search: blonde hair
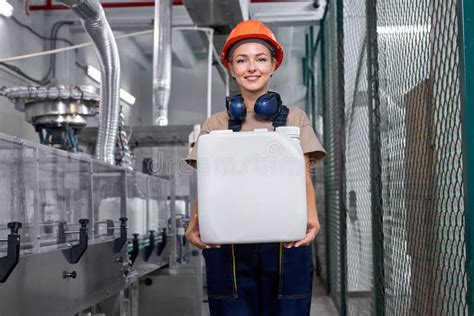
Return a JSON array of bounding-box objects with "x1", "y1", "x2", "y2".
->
[{"x1": 228, "y1": 38, "x2": 275, "y2": 64}]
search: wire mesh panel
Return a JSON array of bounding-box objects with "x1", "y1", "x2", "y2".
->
[
  {"x1": 321, "y1": 0, "x2": 346, "y2": 311},
  {"x1": 375, "y1": 0, "x2": 467, "y2": 314},
  {"x1": 342, "y1": 0, "x2": 375, "y2": 314},
  {"x1": 428, "y1": 2, "x2": 466, "y2": 314},
  {"x1": 318, "y1": 0, "x2": 468, "y2": 314}
]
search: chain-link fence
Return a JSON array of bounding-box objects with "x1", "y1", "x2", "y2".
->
[
  {"x1": 314, "y1": 0, "x2": 470, "y2": 314},
  {"x1": 319, "y1": 0, "x2": 348, "y2": 311}
]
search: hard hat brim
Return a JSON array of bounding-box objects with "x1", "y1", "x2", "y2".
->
[{"x1": 221, "y1": 34, "x2": 284, "y2": 70}]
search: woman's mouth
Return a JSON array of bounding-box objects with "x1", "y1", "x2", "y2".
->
[{"x1": 245, "y1": 75, "x2": 261, "y2": 82}]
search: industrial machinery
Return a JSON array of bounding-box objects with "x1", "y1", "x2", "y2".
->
[
  {"x1": 0, "y1": 0, "x2": 203, "y2": 313},
  {"x1": 77, "y1": 124, "x2": 202, "y2": 316},
  {"x1": 1, "y1": 85, "x2": 100, "y2": 152},
  {"x1": 0, "y1": 131, "x2": 175, "y2": 315},
  {"x1": 1, "y1": 85, "x2": 133, "y2": 169}
]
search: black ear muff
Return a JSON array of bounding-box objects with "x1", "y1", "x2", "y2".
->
[
  {"x1": 254, "y1": 91, "x2": 282, "y2": 120},
  {"x1": 226, "y1": 95, "x2": 247, "y2": 121}
]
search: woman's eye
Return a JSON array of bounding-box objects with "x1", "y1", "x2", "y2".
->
[
  {"x1": 236, "y1": 59, "x2": 246, "y2": 64},
  {"x1": 257, "y1": 58, "x2": 267, "y2": 62}
]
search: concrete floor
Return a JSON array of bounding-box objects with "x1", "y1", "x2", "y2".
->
[{"x1": 310, "y1": 277, "x2": 339, "y2": 316}]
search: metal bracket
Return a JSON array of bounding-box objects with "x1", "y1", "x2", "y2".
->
[
  {"x1": 63, "y1": 219, "x2": 89, "y2": 264},
  {"x1": 0, "y1": 222, "x2": 22, "y2": 283},
  {"x1": 58, "y1": 221, "x2": 67, "y2": 244},
  {"x1": 157, "y1": 228, "x2": 167, "y2": 257},
  {"x1": 113, "y1": 217, "x2": 128, "y2": 253},
  {"x1": 106, "y1": 220, "x2": 115, "y2": 236},
  {"x1": 144, "y1": 230, "x2": 156, "y2": 262},
  {"x1": 130, "y1": 233, "x2": 140, "y2": 265}
]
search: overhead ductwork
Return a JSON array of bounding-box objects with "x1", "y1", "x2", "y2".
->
[
  {"x1": 183, "y1": 0, "x2": 248, "y2": 95},
  {"x1": 183, "y1": 0, "x2": 247, "y2": 29},
  {"x1": 153, "y1": 0, "x2": 172, "y2": 126},
  {"x1": 250, "y1": 1, "x2": 326, "y2": 26},
  {"x1": 60, "y1": 0, "x2": 121, "y2": 165}
]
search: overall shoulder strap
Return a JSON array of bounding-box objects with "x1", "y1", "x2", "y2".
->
[
  {"x1": 272, "y1": 105, "x2": 289, "y2": 129},
  {"x1": 228, "y1": 119, "x2": 243, "y2": 132},
  {"x1": 228, "y1": 105, "x2": 289, "y2": 131}
]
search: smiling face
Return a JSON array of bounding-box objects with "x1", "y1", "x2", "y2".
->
[{"x1": 229, "y1": 42, "x2": 276, "y2": 97}]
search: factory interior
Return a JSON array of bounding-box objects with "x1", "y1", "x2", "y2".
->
[{"x1": 0, "y1": 0, "x2": 473, "y2": 315}]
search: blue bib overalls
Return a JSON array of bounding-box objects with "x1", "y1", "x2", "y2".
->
[
  {"x1": 202, "y1": 100, "x2": 313, "y2": 315},
  {"x1": 203, "y1": 243, "x2": 314, "y2": 316}
]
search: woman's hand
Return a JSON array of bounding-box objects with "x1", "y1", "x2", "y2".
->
[
  {"x1": 185, "y1": 212, "x2": 221, "y2": 250},
  {"x1": 283, "y1": 218, "x2": 320, "y2": 248}
]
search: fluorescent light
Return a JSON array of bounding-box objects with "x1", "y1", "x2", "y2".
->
[
  {"x1": 253, "y1": 12, "x2": 318, "y2": 18},
  {"x1": 0, "y1": 0, "x2": 13, "y2": 18},
  {"x1": 87, "y1": 65, "x2": 101, "y2": 82},
  {"x1": 119, "y1": 88, "x2": 136, "y2": 105},
  {"x1": 377, "y1": 24, "x2": 431, "y2": 35},
  {"x1": 87, "y1": 65, "x2": 136, "y2": 105}
]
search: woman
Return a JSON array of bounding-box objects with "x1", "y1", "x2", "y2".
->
[{"x1": 185, "y1": 20, "x2": 326, "y2": 316}]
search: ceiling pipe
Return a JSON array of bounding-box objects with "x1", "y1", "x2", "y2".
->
[
  {"x1": 29, "y1": 0, "x2": 310, "y2": 11},
  {"x1": 153, "y1": 0, "x2": 172, "y2": 126},
  {"x1": 30, "y1": 0, "x2": 184, "y2": 11},
  {"x1": 250, "y1": 0, "x2": 312, "y2": 2},
  {"x1": 59, "y1": 0, "x2": 121, "y2": 165}
]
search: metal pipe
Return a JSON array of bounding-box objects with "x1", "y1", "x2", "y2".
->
[
  {"x1": 29, "y1": 0, "x2": 308, "y2": 11},
  {"x1": 319, "y1": 3, "x2": 332, "y2": 295},
  {"x1": 0, "y1": 30, "x2": 153, "y2": 64},
  {"x1": 225, "y1": 69, "x2": 230, "y2": 99},
  {"x1": 60, "y1": 0, "x2": 120, "y2": 165},
  {"x1": 334, "y1": 0, "x2": 348, "y2": 313},
  {"x1": 206, "y1": 28, "x2": 214, "y2": 119},
  {"x1": 458, "y1": 0, "x2": 474, "y2": 313},
  {"x1": 30, "y1": 0, "x2": 184, "y2": 11},
  {"x1": 153, "y1": 0, "x2": 172, "y2": 126},
  {"x1": 366, "y1": 0, "x2": 385, "y2": 313}
]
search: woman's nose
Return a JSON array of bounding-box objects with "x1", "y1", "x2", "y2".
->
[{"x1": 248, "y1": 60, "x2": 256, "y2": 72}]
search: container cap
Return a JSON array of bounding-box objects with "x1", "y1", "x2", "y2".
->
[
  {"x1": 211, "y1": 130, "x2": 234, "y2": 134},
  {"x1": 275, "y1": 126, "x2": 300, "y2": 139}
]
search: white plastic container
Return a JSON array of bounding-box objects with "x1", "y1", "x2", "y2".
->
[
  {"x1": 197, "y1": 127, "x2": 307, "y2": 244},
  {"x1": 98, "y1": 197, "x2": 160, "y2": 235}
]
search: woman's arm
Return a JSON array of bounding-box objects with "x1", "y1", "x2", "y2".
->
[
  {"x1": 284, "y1": 154, "x2": 321, "y2": 248},
  {"x1": 185, "y1": 198, "x2": 208, "y2": 249},
  {"x1": 185, "y1": 198, "x2": 220, "y2": 249}
]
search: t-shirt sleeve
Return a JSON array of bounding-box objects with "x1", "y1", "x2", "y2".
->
[
  {"x1": 298, "y1": 110, "x2": 327, "y2": 165},
  {"x1": 185, "y1": 117, "x2": 214, "y2": 168}
]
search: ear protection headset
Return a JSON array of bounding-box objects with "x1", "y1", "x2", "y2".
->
[
  {"x1": 226, "y1": 91, "x2": 283, "y2": 121},
  {"x1": 226, "y1": 91, "x2": 289, "y2": 132}
]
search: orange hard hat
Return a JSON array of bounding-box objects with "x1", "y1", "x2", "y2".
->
[{"x1": 221, "y1": 20, "x2": 284, "y2": 70}]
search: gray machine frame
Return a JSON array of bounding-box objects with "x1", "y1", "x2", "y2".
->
[{"x1": 0, "y1": 132, "x2": 174, "y2": 316}]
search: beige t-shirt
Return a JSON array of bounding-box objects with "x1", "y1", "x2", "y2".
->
[{"x1": 185, "y1": 106, "x2": 327, "y2": 168}]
